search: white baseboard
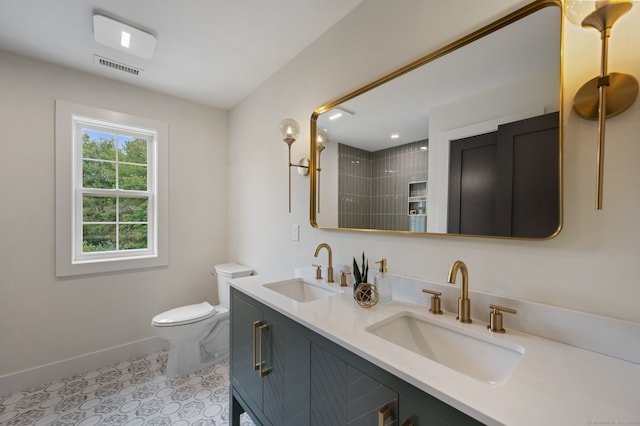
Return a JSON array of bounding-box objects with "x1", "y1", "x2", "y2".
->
[{"x1": 0, "y1": 336, "x2": 168, "y2": 397}]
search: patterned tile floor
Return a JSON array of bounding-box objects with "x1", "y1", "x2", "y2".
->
[{"x1": 0, "y1": 351, "x2": 254, "y2": 425}]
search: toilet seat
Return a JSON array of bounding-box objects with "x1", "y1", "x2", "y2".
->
[{"x1": 152, "y1": 302, "x2": 216, "y2": 327}]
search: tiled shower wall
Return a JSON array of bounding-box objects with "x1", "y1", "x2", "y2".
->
[
  {"x1": 338, "y1": 144, "x2": 372, "y2": 229},
  {"x1": 338, "y1": 141, "x2": 428, "y2": 231}
]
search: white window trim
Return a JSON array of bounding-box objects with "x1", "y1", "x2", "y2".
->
[{"x1": 56, "y1": 100, "x2": 169, "y2": 277}]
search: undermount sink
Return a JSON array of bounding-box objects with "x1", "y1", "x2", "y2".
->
[
  {"x1": 263, "y1": 278, "x2": 343, "y2": 303},
  {"x1": 366, "y1": 311, "x2": 524, "y2": 386}
]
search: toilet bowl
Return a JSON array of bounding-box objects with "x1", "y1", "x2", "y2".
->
[{"x1": 151, "y1": 263, "x2": 252, "y2": 377}]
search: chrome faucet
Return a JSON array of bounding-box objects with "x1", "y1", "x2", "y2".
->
[
  {"x1": 447, "y1": 260, "x2": 471, "y2": 323},
  {"x1": 313, "y1": 243, "x2": 334, "y2": 283}
]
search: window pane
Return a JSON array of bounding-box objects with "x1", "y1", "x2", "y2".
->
[
  {"x1": 83, "y1": 196, "x2": 116, "y2": 222},
  {"x1": 83, "y1": 224, "x2": 116, "y2": 252},
  {"x1": 120, "y1": 197, "x2": 148, "y2": 222},
  {"x1": 119, "y1": 164, "x2": 147, "y2": 190},
  {"x1": 83, "y1": 130, "x2": 116, "y2": 160},
  {"x1": 83, "y1": 160, "x2": 116, "y2": 189},
  {"x1": 119, "y1": 136, "x2": 147, "y2": 164},
  {"x1": 119, "y1": 224, "x2": 148, "y2": 250}
]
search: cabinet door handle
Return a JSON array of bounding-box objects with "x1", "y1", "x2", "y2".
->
[
  {"x1": 252, "y1": 321, "x2": 261, "y2": 371},
  {"x1": 258, "y1": 324, "x2": 271, "y2": 377},
  {"x1": 378, "y1": 404, "x2": 392, "y2": 426}
]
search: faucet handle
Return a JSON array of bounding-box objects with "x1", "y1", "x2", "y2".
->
[
  {"x1": 422, "y1": 289, "x2": 443, "y2": 315},
  {"x1": 487, "y1": 304, "x2": 517, "y2": 333},
  {"x1": 340, "y1": 271, "x2": 351, "y2": 287},
  {"x1": 312, "y1": 264, "x2": 322, "y2": 280}
]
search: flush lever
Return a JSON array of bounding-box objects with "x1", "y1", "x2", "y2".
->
[{"x1": 487, "y1": 304, "x2": 517, "y2": 333}]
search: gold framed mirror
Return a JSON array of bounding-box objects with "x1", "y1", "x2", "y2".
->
[{"x1": 310, "y1": 0, "x2": 562, "y2": 239}]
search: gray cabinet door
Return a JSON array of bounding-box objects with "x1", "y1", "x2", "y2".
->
[
  {"x1": 230, "y1": 293, "x2": 263, "y2": 412},
  {"x1": 263, "y1": 309, "x2": 311, "y2": 425},
  {"x1": 231, "y1": 290, "x2": 311, "y2": 425},
  {"x1": 311, "y1": 343, "x2": 398, "y2": 426}
]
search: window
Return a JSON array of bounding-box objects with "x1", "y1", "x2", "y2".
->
[
  {"x1": 56, "y1": 101, "x2": 168, "y2": 276},
  {"x1": 76, "y1": 121, "x2": 154, "y2": 261}
]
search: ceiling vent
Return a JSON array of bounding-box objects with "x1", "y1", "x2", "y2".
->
[{"x1": 94, "y1": 55, "x2": 142, "y2": 76}]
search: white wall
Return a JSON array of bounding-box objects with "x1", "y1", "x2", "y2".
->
[
  {"x1": 229, "y1": 0, "x2": 640, "y2": 323},
  {"x1": 0, "y1": 51, "x2": 229, "y2": 377}
]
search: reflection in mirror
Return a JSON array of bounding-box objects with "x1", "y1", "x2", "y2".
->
[{"x1": 311, "y1": 0, "x2": 562, "y2": 239}]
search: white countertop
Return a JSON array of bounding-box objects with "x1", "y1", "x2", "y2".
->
[{"x1": 230, "y1": 274, "x2": 640, "y2": 426}]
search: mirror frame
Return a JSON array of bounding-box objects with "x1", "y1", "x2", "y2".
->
[{"x1": 309, "y1": 0, "x2": 563, "y2": 240}]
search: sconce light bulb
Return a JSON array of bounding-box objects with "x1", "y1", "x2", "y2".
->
[
  {"x1": 317, "y1": 128, "x2": 331, "y2": 148},
  {"x1": 279, "y1": 118, "x2": 299, "y2": 145},
  {"x1": 564, "y1": 1, "x2": 596, "y2": 26}
]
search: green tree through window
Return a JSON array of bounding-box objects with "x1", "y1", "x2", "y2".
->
[{"x1": 81, "y1": 129, "x2": 149, "y2": 253}]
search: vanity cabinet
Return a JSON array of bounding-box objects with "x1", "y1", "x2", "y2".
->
[
  {"x1": 230, "y1": 288, "x2": 481, "y2": 425},
  {"x1": 230, "y1": 291, "x2": 311, "y2": 425}
]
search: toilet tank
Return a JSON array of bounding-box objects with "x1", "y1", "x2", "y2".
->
[{"x1": 214, "y1": 263, "x2": 252, "y2": 308}]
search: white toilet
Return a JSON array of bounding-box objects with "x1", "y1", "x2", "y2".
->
[{"x1": 151, "y1": 263, "x2": 252, "y2": 377}]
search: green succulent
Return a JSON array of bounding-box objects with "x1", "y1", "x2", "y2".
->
[{"x1": 352, "y1": 252, "x2": 369, "y2": 289}]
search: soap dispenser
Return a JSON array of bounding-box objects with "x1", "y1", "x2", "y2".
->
[{"x1": 375, "y1": 258, "x2": 392, "y2": 304}]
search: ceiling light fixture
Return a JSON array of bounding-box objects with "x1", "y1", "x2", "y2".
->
[
  {"x1": 93, "y1": 13, "x2": 157, "y2": 59},
  {"x1": 120, "y1": 31, "x2": 131, "y2": 48},
  {"x1": 326, "y1": 107, "x2": 355, "y2": 121}
]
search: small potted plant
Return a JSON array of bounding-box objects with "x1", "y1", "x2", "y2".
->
[{"x1": 352, "y1": 252, "x2": 379, "y2": 307}]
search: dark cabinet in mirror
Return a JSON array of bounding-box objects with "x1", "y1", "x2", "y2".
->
[{"x1": 310, "y1": 0, "x2": 562, "y2": 239}]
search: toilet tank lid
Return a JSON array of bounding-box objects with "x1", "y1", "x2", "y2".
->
[
  {"x1": 214, "y1": 263, "x2": 253, "y2": 278},
  {"x1": 152, "y1": 302, "x2": 216, "y2": 326}
]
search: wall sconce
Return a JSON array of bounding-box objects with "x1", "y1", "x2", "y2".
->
[
  {"x1": 279, "y1": 118, "x2": 310, "y2": 213},
  {"x1": 316, "y1": 128, "x2": 331, "y2": 213},
  {"x1": 565, "y1": 0, "x2": 639, "y2": 209}
]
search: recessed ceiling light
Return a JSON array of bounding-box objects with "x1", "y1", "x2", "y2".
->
[
  {"x1": 327, "y1": 107, "x2": 355, "y2": 121},
  {"x1": 93, "y1": 13, "x2": 156, "y2": 59},
  {"x1": 391, "y1": 134, "x2": 400, "y2": 139},
  {"x1": 120, "y1": 31, "x2": 131, "y2": 48}
]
